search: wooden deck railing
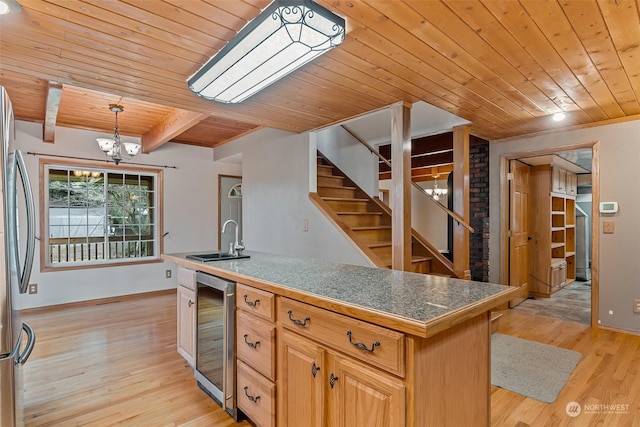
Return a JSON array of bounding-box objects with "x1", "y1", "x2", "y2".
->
[{"x1": 49, "y1": 236, "x2": 153, "y2": 263}]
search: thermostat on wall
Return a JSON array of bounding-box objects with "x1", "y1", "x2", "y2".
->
[{"x1": 599, "y1": 202, "x2": 618, "y2": 214}]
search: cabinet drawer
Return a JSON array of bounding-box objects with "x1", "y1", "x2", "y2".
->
[
  {"x1": 237, "y1": 283, "x2": 275, "y2": 321},
  {"x1": 237, "y1": 311, "x2": 276, "y2": 380},
  {"x1": 279, "y1": 298, "x2": 405, "y2": 377},
  {"x1": 238, "y1": 360, "x2": 276, "y2": 427},
  {"x1": 177, "y1": 267, "x2": 195, "y2": 291}
]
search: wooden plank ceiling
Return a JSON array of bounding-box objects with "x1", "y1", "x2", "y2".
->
[{"x1": 0, "y1": 0, "x2": 639, "y2": 151}]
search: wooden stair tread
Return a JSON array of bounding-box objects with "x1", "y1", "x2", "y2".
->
[
  {"x1": 315, "y1": 151, "x2": 456, "y2": 279},
  {"x1": 352, "y1": 226, "x2": 391, "y2": 231},
  {"x1": 318, "y1": 184, "x2": 356, "y2": 190},
  {"x1": 321, "y1": 197, "x2": 370, "y2": 202},
  {"x1": 337, "y1": 211, "x2": 383, "y2": 216},
  {"x1": 382, "y1": 255, "x2": 433, "y2": 265},
  {"x1": 368, "y1": 241, "x2": 392, "y2": 249}
]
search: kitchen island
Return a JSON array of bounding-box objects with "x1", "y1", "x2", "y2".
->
[{"x1": 163, "y1": 251, "x2": 519, "y2": 427}]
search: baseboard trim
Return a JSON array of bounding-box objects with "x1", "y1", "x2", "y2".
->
[{"x1": 20, "y1": 288, "x2": 176, "y2": 315}]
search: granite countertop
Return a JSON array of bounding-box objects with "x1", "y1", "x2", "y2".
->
[{"x1": 163, "y1": 251, "x2": 518, "y2": 338}]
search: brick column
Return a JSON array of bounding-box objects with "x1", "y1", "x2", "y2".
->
[{"x1": 469, "y1": 139, "x2": 490, "y2": 282}]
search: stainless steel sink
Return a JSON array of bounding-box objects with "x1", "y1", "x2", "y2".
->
[{"x1": 186, "y1": 252, "x2": 250, "y2": 262}]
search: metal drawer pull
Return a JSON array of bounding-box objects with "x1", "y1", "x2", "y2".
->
[
  {"x1": 243, "y1": 386, "x2": 260, "y2": 403},
  {"x1": 243, "y1": 295, "x2": 260, "y2": 307},
  {"x1": 188, "y1": 299, "x2": 194, "y2": 307},
  {"x1": 346, "y1": 330, "x2": 380, "y2": 353},
  {"x1": 329, "y1": 373, "x2": 339, "y2": 389},
  {"x1": 287, "y1": 310, "x2": 310, "y2": 327},
  {"x1": 243, "y1": 334, "x2": 260, "y2": 349},
  {"x1": 312, "y1": 362, "x2": 320, "y2": 378}
]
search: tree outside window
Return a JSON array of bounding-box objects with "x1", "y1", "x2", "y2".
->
[{"x1": 46, "y1": 165, "x2": 159, "y2": 267}]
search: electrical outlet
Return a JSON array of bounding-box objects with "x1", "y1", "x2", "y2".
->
[
  {"x1": 165, "y1": 270, "x2": 172, "y2": 279},
  {"x1": 28, "y1": 283, "x2": 38, "y2": 294},
  {"x1": 634, "y1": 299, "x2": 640, "y2": 314},
  {"x1": 303, "y1": 219, "x2": 309, "y2": 232}
]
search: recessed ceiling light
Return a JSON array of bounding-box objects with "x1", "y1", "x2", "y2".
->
[
  {"x1": 552, "y1": 112, "x2": 566, "y2": 122},
  {"x1": 0, "y1": 0, "x2": 21, "y2": 15}
]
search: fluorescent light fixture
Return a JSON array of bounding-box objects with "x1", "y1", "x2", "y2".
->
[
  {"x1": 187, "y1": 0, "x2": 345, "y2": 104},
  {"x1": 552, "y1": 112, "x2": 566, "y2": 122},
  {"x1": 0, "y1": 0, "x2": 21, "y2": 14}
]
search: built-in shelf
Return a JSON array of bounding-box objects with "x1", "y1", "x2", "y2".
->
[{"x1": 530, "y1": 165, "x2": 577, "y2": 298}]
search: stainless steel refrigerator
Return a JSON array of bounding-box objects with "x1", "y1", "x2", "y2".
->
[{"x1": 0, "y1": 86, "x2": 37, "y2": 427}]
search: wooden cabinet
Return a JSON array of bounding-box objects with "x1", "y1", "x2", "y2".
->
[
  {"x1": 279, "y1": 297, "x2": 404, "y2": 376},
  {"x1": 278, "y1": 298, "x2": 405, "y2": 427},
  {"x1": 279, "y1": 329, "x2": 404, "y2": 427},
  {"x1": 166, "y1": 254, "x2": 497, "y2": 427},
  {"x1": 329, "y1": 351, "x2": 405, "y2": 427},
  {"x1": 177, "y1": 267, "x2": 196, "y2": 366},
  {"x1": 279, "y1": 330, "x2": 325, "y2": 427},
  {"x1": 530, "y1": 165, "x2": 577, "y2": 297},
  {"x1": 566, "y1": 172, "x2": 577, "y2": 196},
  {"x1": 551, "y1": 167, "x2": 566, "y2": 193},
  {"x1": 238, "y1": 360, "x2": 276, "y2": 427},
  {"x1": 551, "y1": 166, "x2": 577, "y2": 196},
  {"x1": 237, "y1": 283, "x2": 276, "y2": 427}
]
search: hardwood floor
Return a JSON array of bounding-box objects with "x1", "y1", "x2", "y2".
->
[
  {"x1": 20, "y1": 291, "x2": 251, "y2": 427},
  {"x1": 492, "y1": 309, "x2": 640, "y2": 426},
  {"x1": 19, "y1": 290, "x2": 640, "y2": 426}
]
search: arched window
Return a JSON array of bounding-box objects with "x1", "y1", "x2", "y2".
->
[{"x1": 228, "y1": 183, "x2": 242, "y2": 198}]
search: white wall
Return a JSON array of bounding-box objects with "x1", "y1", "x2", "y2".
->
[
  {"x1": 379, "y1": 179, "x2": 449, "y2": 251},
  {"x1": 316, "y1": 126, "x2": 378, "y2": 197},
  {"x1": 490, "y1": 119, "x2": 640, "y2": 332},
  {"x1": 13, "y1": 121, "x2": 218, "y2": 309},
  {"x1": 215, "y1": 128, "x2": 370, "y2": 265}
]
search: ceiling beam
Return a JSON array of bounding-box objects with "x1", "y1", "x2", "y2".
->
[
  {"x1": 43, "y1": 82, "x2": 63, "y2": 143},
  {"x1": 142, "y1": 109, "x2": 209, "y2": 153}
]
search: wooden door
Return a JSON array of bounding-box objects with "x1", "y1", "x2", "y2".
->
[
  {"x1": 509, "y1": 160, "x2": 531, "y2": 307},
  {"x1": 328, "y1": 352, "x2": 405, "y2": 427},
  {"x1": 278, "y1": 331, "x2": 324, "y2": 427}
]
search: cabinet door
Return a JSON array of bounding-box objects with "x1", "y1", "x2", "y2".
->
[
  {"x1": 177, "y1": 286, "x2": 196, "y2": 366},
  {"x1": 566, "y1": 172, "x2": 577, "y2": 196},
  {"x1": 552, "y1": 167, "x2": 566, "y2": 193},
  {"x1": 328, "y1": 352, "x2": 405, "y2": 427},
  {"x1": 279, "y1": 331, "x2": 325, "y2": 427},
  {"x1": 550, "y1": 262, "x2": 567, "y2": 290}
]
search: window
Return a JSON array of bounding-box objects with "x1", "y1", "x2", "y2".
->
[
  {"x1": 228, "y1": 183, "x2": 242, "y2": 198},
  {"x1": 44, "y1": 162, "x2": 161, "y2": 268}
]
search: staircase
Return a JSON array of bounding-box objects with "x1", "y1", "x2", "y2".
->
[{"x1": 310, "y1": 153, "x2": 457, "y2": 277}]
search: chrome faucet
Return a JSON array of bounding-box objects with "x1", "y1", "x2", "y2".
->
[{"x1": 222, "y1": 219, "x2": 245, "y2": 256}]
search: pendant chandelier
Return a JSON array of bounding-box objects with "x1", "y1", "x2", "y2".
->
[
  {"x1": 96, "y1": 104, "x2": 141, "y2": 165},
  {"x1": 425, "y1": 182, "x2": 448, "y2": 201}
]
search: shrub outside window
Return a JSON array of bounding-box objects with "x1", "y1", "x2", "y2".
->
[{"x1": 44, "y1": 163, "x2": 161, "y2": 268}]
